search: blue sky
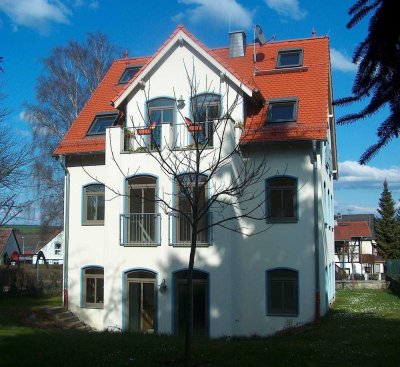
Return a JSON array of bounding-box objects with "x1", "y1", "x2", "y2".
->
[{"x1": 1, "y1": 0, "x2": 399, "y2": 221}]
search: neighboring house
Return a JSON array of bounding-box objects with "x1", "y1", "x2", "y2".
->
[
  {"x1": 334, "y1": 221, "x2": 384, "y2": 278},
  {"x1": 14, "y1": 227, "x2": 63, "y2": 264},
  {"x1": 33, "y1": 230, "x2": 64, "y2": 265},
  {"x1": 0, "y1": 228, "x2": 21, "y2": 265},
  {"x1": 54, "y1": 26, "x2": 337, "y2": 337}
]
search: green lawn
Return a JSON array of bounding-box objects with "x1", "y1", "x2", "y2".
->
[{"x1": 0, "y1": 290, "x2": 399, "y2": 367}]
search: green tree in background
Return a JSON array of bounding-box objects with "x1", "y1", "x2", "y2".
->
[
  {"x1": 375, "y1": 180, "x2": 400, "y2": 259},
  {"x1": 335, "y1": 0, "x2": 400, "y2": 163}
]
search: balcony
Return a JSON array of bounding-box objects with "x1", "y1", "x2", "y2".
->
[
  {"x1": 122, "y1": 121, "x2": 215, "y2": 153},
  {"x1": 168, "y1": 212, "x2": 212, "y2": 247},
  {"x1": 120, "y1": 213, "x2": 161, "y2": 246}
]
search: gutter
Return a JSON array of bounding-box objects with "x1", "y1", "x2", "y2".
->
[
  {"x1": 60, "y1": 155, "x2": 70, "y2": 309},
  {"x1": 312, "y1": 140, "x2": 320, "y2": 320}
]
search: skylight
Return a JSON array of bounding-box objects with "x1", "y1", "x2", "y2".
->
[
  {"x1": 267, "y1": 99, "x2": 298, "y2": 123},
  {"x1": 87, "y1": 114, "x2": 118, "y2": 135},
  {"x1": 118, "y1": 66, "x2": 141, "y2": 84},
  {"x1": 276, "y1": 49, "x2": 303, "y2": 68}
]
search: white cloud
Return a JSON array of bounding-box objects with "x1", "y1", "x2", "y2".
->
[
  {"x1": 330, "y1": 48, "x2": 357, "y2": 73},
  {"x1": 174, "y1": 0, "x2": 253, "y2": 29},
  {"x1": 264, "y1": 0, "x2": 306, "y2": 20},
  {"x1": 0, "y1": 0, "x2": 71, "y2": 33},
  {"x1": 335, "y1": 161, "x2": 400, "y2": 190}
]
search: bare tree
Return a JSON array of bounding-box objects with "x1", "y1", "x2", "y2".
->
[
  {"x1": 85, "y1": 63, "x2": 270, "y2": 364},
  {"x1": 0, "y1": 62, "x2": 32, "y2": 226},
  {"x1": 25, "y1": 33, "x2": 120, "y2": 225}
]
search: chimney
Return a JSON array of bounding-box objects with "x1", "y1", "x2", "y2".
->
[{"x1": 229, "y1": 31, "x2": 246, "y2": 58}]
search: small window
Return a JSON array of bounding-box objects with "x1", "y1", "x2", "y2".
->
[
  {"x1": 266, "y1": 176, "x2": 297, "y2": 222},
  {"x1": 83, "y1": 184, "x2": 105, "y2": 225},
  {"x1": 54, "y1": 243, "x2": 61, "y2": 256},
  {"x1": 87, "y1": 114, "x2": 118, "y2": 135},
  {"x1": 267, "y1": 269, "x2": 298, "y2": 316},
  {"x1": 119, "y1": 66, "x2": 141, "y2": 84},
  {"x1": 83, "y1": 267, "x2": 104, "y2": 308},
  {"x1": 276, "y1": 49, "x2": 303, "y2": 68},
  {"x1": 267, "y1": 100, "x2": 297, "y2": 123}
]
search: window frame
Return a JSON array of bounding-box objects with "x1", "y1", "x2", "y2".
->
[
  {"x1": 87, "y1": 112, "x2": 118, "y2": 136},
  {"x1": 266, "y1": 176, "x2": 298, "y2": 223},
  {"x1": 266, "y1": 98, "x2": 298, "y2": 124},
  {"x1": 276, "y1": 48, "x2": 303, "y2": 69},
  {"x1": 83, "y1": 184, "x2": 105, "y2": 226},
  {"x1": 266, "y1": 268, "x2": 299, "y2": 317},
  {"x1": 82, "y1": 267, "x2": 104, "y2": 309},
  {"x1": 54, "y1": 242, "x2": 61, "y2": 256},
  {"x1": 118, "y1": 65, "x2": 142, "y2": 84}
]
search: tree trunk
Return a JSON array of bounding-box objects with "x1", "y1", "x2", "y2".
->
[{"x1": 184, "y1": 222, "x2": 197, "y2": 366}]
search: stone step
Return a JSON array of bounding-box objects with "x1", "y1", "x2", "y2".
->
[{"x1": 40, "y1": 306, "x2": 91, "y2": 331}]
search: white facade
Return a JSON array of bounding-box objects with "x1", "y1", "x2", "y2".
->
[{"x1": 61, "y1": 29, "x2": 336, "y2": 337}]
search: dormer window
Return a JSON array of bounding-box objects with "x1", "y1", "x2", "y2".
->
[
  {"x1": 276, "y1": 49, "x2": 303, "y2": 68},
  {"x1": 267, "y1": 99, "x2": 298, "y2": 123},
  {"x1": 87, "y1": 113, "x2": 118, "y2": 135},
  {"x1": 118, "y1": 66, "x2": 141, "y2": 84}
]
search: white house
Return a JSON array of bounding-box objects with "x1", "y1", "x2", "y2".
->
[
  {"x1": 33, "y1": 230, "x2": 64, "y2": 265},
  {"x1": 54, "y1": 26, "x2": 337, "y2": 337}
]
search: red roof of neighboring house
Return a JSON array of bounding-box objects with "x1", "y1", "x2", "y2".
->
[
  {"x1": 335, "y1": 221, "x2": 372, "y2": 241},
  {"x1": 55, "y1": 26, "x2": 331, "y2": 155},
  {"x1": 0, "y1": 228, "x2": 13, "y2": 256}
]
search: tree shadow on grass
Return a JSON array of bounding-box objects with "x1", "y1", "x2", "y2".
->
[{"x1": 1, "y1": 309, "x2": 400, "y2": 367}]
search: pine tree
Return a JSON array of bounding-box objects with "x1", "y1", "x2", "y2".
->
[{"x1": 375, "y1": 180, "x2": 400, "y2": 259}]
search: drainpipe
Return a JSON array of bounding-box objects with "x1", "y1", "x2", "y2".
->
[
  {"x1": 312, "y1": 140, "x2": 320, "y2": 320},
  {"x1": 60, "y1": 155, "x2": 70, "y2": 309}
]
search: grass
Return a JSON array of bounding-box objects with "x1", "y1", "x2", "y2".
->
[{"x1": 0, "y1": 290, "x2": 399, "y2": 366}]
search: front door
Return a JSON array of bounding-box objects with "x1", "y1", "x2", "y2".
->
[
  {"x1": 175, "y1": 270, "x2": 208, "y2": 336},
  {"x1": 126, "y1": 271, "x2": 156, "y2": 333}
]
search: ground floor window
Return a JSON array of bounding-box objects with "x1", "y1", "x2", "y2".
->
[
  {"x1": 83, "y1": 267, "x2": 104, "y2": 308},
  {"x1": 266, "y1": 268, "x2": 298, "y2": 316}
]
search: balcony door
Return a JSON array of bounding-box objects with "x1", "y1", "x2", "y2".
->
[
  {"x1": 174, "y1": 270, "x2": 209, "y2": 336},
  {"x1": 127, "y1": 176, "x2": 157, "y2": 245},
  {"x1": 126, "y1": 270, "x2": 157, "y2": 333}
]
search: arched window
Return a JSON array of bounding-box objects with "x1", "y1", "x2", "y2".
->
[
  {"x1": 266, "y1": 269, "x2": 298, "y2": 316},
  {"x1": 83, "y1": 184, "x2": 105, "y2": 225},
  {"x1": 124, "y1": 176, "x2": 159, "y2": 245},
  {"x1": 190, "y1": 94, "x2": 221, "y2": 147},
  {"x1": 266, "y1": 176, "x2": 297, "y2": 222},
  {"x1": 174, "y1": 174, "x2": 209, "y2": 244},
  {"x1": 83, "y1": 267, "x2": 104, "y2": 308},
  {"x1": 174, "y1": 270, "x2": 209, "y2": 335},
  {"x1": 125, "y1": 270, "x2": 157, "y2": 333},
  {"x1": 147, "y1": 98, "x2": 175, "y2": 149}
]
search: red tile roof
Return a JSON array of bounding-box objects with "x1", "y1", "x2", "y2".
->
[
  {"x1": 335, "y1": 221, "x2": 372, "y2": 241},
  {"x1": 0, "y1": 228, "x2": 13, "y2": 256},
  {"x1": 55, "y1": 26, "x2": 331, "y2": 155}
]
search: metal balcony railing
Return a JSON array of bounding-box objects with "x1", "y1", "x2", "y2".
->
[
  {"x1": 120, "y1": 213, "x2": 161, "y2": 246},
  {"x1": 122, "y1": 120, "x2": 215, "y2": 153},
  {"x1": 168, "y1": 212, "x2": 211, "y2": 247}
]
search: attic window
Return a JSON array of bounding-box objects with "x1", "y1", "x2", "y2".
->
[
  {"x1": 118, "y1": 66, "x2": 141, "y2": 84},
  {"x1": 87, "y1": 113, "x2": 118, "y2": 135},
  {"x1": 267, "y1": 99, "x2": 298, "y2": 123},
  {"x1": 276, "y1": 49, "x2": 303, "y2": 68}
]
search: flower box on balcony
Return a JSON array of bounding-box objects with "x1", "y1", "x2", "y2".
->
[
  {"x1": 187, "y1": 124, "x2": 203, "y2": 132},
  {"x1": 137, "y1": 128, "x2": 152, "y2": 135}
]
